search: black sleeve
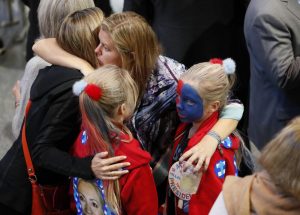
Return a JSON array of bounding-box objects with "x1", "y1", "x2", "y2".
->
[
  {"x1": 28, "y1": 87, "x2": 94, "y2": 180},
  {"x1": 123, "y1": 0, "x2": 154, "y2": 25}
]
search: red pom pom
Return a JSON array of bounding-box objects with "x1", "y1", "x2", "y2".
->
[
  {"x1": 84, "y1": 84, "x2": 102, "y2": 101},
  {"x1": 210, "y1": 58, "x2": 223, "y2": 65}
]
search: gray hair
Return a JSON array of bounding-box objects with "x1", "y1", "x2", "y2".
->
[{"x1": 37, "y1": 0, "x2": 95, "y2": 38}]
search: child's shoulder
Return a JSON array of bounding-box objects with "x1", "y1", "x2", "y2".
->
[{"x1": 115, "y1": 135, "x2": 152, "y2": 171}]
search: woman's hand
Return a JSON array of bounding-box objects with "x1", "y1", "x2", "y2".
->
[
  {"x1": 91, "y1": 151, "x2": 130, "y2": 180},
  {"x1": 179, "y1": 135, "x2": 219, "y2": 172},
  {"x1": 12, "y1": 80, "x2": 21, "y2": 108}
]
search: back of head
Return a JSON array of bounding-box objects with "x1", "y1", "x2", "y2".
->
[
  {"x1": 75, "y1": 64, "x2": 138, "y2": 154},
  {"x1": 57, "y1": 7, "x2": 104, "y2": 68},
  {"x1": 38, "y1": 0, "x2": 95, "y2": 38},
  {"x1": 101, "y1": 12, "x2": 161, "y2": 97},
  {"x1": 180, "y1": 58, "x2": 236, "y2": 109},
  {"x1": 259, "y1": 117, "x2": 300, "y2": 200},
  {"x1": 83, "y1": 64, "x2": 138, "y2": 121}
]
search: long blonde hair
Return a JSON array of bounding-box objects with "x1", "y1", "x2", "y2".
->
[
  {"x1": 38, "y1": 0, "x2": 95, "y2": 38},
  {"x1": 79, "y1": 65, "x2": 138, "y2": 213},
  {"x1": 259, "y1": 117, "x2": 300, "y2": 200},
  {"x1": 101, "y1": 12, "x2": 161, "y2": 99},
  {"x1": 57, "y1": 7, "x2": 104, "y2": 68}
]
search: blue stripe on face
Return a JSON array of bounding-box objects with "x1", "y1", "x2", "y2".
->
[{"x1": 176, "y1": 82, "x2": 203, "y2": 123}]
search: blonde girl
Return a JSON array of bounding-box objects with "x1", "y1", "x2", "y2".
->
[
  {"x1": 167, "y1": 58, "x2": 240, "y2": 215},
  {"x1": 72, "y1": 65, "x2": 158, "y2": 215}
]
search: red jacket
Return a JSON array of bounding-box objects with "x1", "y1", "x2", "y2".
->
[
  {"x1": 168, "y1": 112, "x2": 239, "y2": 215},
  {"x1": 72, "y1": 130, "x2": 158, "y2": 215}
]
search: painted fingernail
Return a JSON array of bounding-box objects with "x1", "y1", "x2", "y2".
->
[{"x1": 120, "y1": 167, "x2": 129, "y2": 172}]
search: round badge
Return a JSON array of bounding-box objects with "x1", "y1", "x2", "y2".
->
[{"x1": 168, "y1": 161, "x2": 202, "y2": 201}]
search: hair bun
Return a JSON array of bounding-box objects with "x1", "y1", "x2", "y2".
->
[
  {"x1": 223, "y1": 58, "x2": 236, "y2": 74},
  {"x1": 73, "y1": 80, "x2": 87, "y2": 96}
]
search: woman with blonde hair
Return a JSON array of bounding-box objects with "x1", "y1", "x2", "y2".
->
[
  {"x1": 72, "y1": 65, "x2": 157, "y2": 214},
  {"x1": 210, "y1": 116, "x2": 300, "y2": 215},
  {"x1": 0, "y1": 7, "x2": 108, "y2": 215},
  {"x1": 57, "y1": 7, "x2": 102, "y2": 69},
  {"x1": 33, "y1": 11, "x2": 244, "y2": 205},
  {"x1": 12, "y1": 0, "x2": 96, "y2": 138}
]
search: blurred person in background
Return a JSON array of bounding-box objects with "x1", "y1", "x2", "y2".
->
[{"x1": 210, "y1": 116, "x2": 300, "y2": 215}]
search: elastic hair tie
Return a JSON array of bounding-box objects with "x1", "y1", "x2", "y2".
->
[{"x1": 209, "y1": 57, "x2": 236, "y2": 74}]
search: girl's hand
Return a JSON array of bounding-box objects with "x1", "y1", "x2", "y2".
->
[
  {"x1": 179, "y1": 135, "x2": 219, "y2": 172},
  {"x1": 91, "y1": 151, "x2": 130, "y2": 180},
  {"x1": 180, "y1": 118, "x2": 239, "y2": 172}
]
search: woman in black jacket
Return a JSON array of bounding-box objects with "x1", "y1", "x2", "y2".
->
[{"x1": 0, "y1": 8, "x2": 127, "y2": 215}]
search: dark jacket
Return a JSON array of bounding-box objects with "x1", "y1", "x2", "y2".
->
[
  {"x1": 0, "y1": 65, "x2": 94, "y2": 213},
  {"x1": 245, "y1": 0, "x2": 300, "y2": 149}
]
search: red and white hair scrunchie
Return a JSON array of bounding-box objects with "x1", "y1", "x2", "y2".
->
[
  {"x1": 73, "y1": 80, "x2": 102, "y2": 101},
  {"x1": 209, "y1": 58, "x2": 236, "y2": 74}
]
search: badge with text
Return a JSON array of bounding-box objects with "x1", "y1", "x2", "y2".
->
[{"x1": 168, "y1": 161, "x2": 202, "y2": 201}]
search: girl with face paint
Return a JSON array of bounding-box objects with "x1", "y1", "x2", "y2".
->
[{"x1": 167, "y1": 58, "x2": 240, "y2": 215}]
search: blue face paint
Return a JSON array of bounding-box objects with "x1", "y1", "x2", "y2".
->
[{"x1": 176, "y1": 82, "x2": 204, "y2": 123}]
